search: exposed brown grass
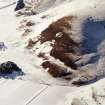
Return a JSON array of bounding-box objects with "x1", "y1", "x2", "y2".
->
[
  {"x1": 40, "y1": 16, "x2": 77, "y2": 43},
  {"x1": 26, "y1": 16, "x2": 82, "y2": 79},
  {"x1": 22, "y1": 28, "x2": 32, "y2": 36},
  {"x1": 26, "y1": 38, "x2": 38, "y2": 49},
  {"x1": 42, "y1": 61, "x2": 72, "y2": 77},
  {"x1": 39, "y1": 16, "x2": 81, "y2": 69}
]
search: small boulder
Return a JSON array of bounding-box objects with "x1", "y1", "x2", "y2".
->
[
  {"x1": 0, "y1": 61, "x2": 22, "y2": 74},
  {"x1": 15, "y1": 0, "x2": 25, "y2": 11}
]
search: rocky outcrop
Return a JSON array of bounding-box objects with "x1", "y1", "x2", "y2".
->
[
  {"x1": 25, "y1": 15, "x2": 105, "y2": 86},
  {"x1": 25, "y1": 16, "x2": 82, "y2": 80},
  {"x1": 39, "y1": 16, "x2": 81, "y2": 69}
]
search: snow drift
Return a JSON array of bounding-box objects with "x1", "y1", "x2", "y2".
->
[{"x1": 1, "y1": 0, "x2": 105, "y2": 105}]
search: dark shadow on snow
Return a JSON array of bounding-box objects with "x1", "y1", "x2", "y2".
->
[
  {"x1": 74, "y1": 17, "x2": 105, "y2": 86},
  {"x1": 82, "y1": 17, "x2": 105, "y2": 54},
  {"x1": 0, "y1": 71, "x2": 24, "y2": 80}
]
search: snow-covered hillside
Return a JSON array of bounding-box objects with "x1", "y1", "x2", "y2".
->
[{"x1": 0, "y1": 0, "x2": 105, "y2": 105}]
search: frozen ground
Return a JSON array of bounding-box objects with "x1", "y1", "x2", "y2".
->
[{"x1": 0, "y1": 0, "x2": 105, "y2": 105}]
